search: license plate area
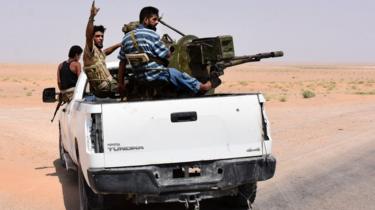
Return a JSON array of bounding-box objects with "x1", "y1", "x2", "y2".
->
[
  {"x1": 173, "y1": 166, "x2": 202, "y2": 178},
  {"x1": 153, "y1": 161, "x2": 224, "y2": 187}
]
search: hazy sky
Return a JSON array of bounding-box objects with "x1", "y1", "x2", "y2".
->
[{"x1": 0, "y1": 0, "x2": 374, "y2": 64}]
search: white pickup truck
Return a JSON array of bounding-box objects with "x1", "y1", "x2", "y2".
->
[{"x1": 44, "y1": 62, "x2": 276, "y2": 210}]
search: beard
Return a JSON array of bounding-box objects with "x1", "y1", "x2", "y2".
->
[
  {"x1": 95, "y1": 42, "x2": 103, "y2": 49},
  {"x1": 146, "y1": 24, "x2": 157, "y2": 31}
]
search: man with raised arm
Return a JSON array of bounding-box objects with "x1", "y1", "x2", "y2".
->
[{"x1": 83, "y1": 1, "x2": 121, "y2": 97}]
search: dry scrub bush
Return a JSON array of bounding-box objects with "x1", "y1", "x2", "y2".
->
[{"x1": 302, "y1": 90, "x2": 316, "y2": 98}]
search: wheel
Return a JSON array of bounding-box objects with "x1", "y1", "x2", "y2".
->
[
  {"x1": 222, "y1": 182, "x2": 257, "y2": 209},
  {"x1": 59, "y1": 125, "x2": 66, "y2": 168},
  {"x1": 78, "y1": 166, "x2": 104, "y2": 210}
]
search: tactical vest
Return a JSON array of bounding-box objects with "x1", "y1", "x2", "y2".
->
[
  {"x1": 83, "y1": 45, "x2": 118, "y2": 96},
  {"x1": 129, "y1": 31, "x2": 169, "y2": 67}
]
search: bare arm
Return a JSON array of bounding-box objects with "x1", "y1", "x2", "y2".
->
[
  {"x1": 103, "y1": 43, "x2": 122, "y2": 56},
  {"x1": 57, "y1": 63, "x2": 62, "y2": 90},
  {"x1": 86, "y1": 1, "x2": 99, "y2": 51},
  {"x1": 118, "y1": 59, "x2": 127, "y2": 98},
  {"x1": 118, "y1": 60, "x2": 126, "y2": 87},
  {"x1": 71, "y1": 62, "x2": 82, "y2": 77}
]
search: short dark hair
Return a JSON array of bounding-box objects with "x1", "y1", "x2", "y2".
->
[
  {"x1": 68, "y1": 45, "x2": 83, "y2": 58},
  {"x1": 139, "y1": 6, "x2": 159, "y2": 23},
  {"x1": 93, "y1": 25, "x2": 106, "y2": 34}
]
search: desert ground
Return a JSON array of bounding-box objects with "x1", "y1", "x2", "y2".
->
[{"x1": 0, "y1": 63, "x2": 374, "y2": 210}]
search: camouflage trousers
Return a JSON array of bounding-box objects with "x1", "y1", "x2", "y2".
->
[
  {"x1": 60, "y1": 88, "x2": 74, "y2": 103},
  {"x1": 84, "y1": 65, "x2": 118, "y2": 97}
]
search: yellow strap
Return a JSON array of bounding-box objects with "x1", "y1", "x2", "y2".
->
[{"x1": 130, "y1": 31, "x2": 142, "y2": 53}]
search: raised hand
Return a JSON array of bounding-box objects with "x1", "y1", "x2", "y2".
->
[{"x1": 90, "y1": 1, "x2": 100, "y2": 17}]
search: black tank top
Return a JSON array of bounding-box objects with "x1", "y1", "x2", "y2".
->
[{"x1": 60, "y1": 61, "x2": 78, "y2": 90}]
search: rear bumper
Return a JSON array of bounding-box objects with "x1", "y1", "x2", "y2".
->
[{"x1": 87, "y1": 155, "x2": 276, "y2": 196}]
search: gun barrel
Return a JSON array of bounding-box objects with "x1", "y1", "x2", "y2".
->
[
  {"x1": 232, "y1": 51, "x2": 283, "y2": 61},
  {"x1": 223, "y1": 51, "x2": 284, "y2": 68},
  {"x1": 159, "y1": 19, "x2": 186, "y2": 37}
]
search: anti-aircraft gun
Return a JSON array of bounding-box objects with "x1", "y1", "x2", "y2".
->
[
  {"x1": 158, "y1": 19, "x2": 283, "y2": 84},
  {"x1": 121, "y1": 19, "x2": 283, "y2": 98}
]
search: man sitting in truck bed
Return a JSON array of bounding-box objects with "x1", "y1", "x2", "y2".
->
[
  {"x1": 57, "y1": 45, "x2": 83, "y2": 102},
  {"x1": 118, "y1": 6, "x2": 221, "y2": 95},
  {"x1": 83, "y1": 1, "x2": 121, "y2": 97}
]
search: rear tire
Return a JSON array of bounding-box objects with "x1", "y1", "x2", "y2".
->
[
  {"x1": 222, "y1": 182, "x2": 257, "y2": 208},
  {"x1": 58, "y1": 126, "x2": 66, "y2": 168},
  {"x1": 78, "y1": 166, "x2": 104, "y2": 210}
]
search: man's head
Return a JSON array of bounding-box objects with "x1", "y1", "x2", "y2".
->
[
  {"x1": 93, "y1": 25, "x2": 106, "y2": 49},
  {"x1": 139, "y1": 6, "x2": 159, "y2": 31},
  {"x1": 68, "y1": 45, "x2": 83, "y2": 61}
]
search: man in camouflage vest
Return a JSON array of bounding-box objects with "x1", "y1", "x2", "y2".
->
[{"x1": 83, "y1": 1, "x2": 121, "y2": 97}]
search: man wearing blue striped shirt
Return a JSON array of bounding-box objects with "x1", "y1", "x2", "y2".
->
[{"x1": 118, "y1": 6, "x2": 219, "y2": 95}]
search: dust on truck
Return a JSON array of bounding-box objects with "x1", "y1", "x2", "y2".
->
[{"x1": 43, "y1": 19, "x2": 282, "y2": 210}]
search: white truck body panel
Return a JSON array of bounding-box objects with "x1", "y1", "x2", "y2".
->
[{"x1": 101, "y1": 95, "x2": 266, "y2": 167}]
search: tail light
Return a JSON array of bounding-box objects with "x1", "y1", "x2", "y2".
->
[{"x1": 90, "y1": 113, "x2": 104, "y2": 153}]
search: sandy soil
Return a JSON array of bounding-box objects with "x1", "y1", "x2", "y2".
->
[{"x1": 0, "y1": 63, "x2": 374, "y2": 210}]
